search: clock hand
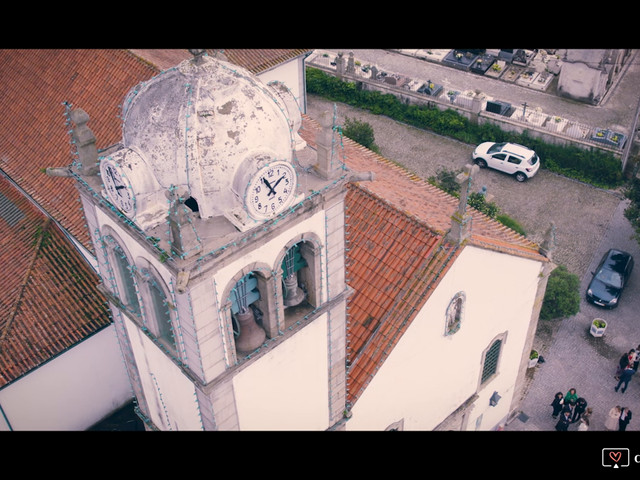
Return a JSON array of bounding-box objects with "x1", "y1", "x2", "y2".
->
[
  {"x1": 268, "y1": 175, "x2": 286, "y2": 195},
  {"x1": 262, "y1": 177, "x2": 276, "y2": 196},
  {"x1": 107, "y1": 167, "x2": 125, "y2": 196}
]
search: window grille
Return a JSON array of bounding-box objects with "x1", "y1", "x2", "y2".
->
[
  {"x1": 113, "y1": 245, "x2": 140, "y2": 314},
  {"x1": 146, "y1": 271, "x2": 174, "y2": 347},
  {"x1": 481, "y1": 339, "x2": 502, "y2": 384}
]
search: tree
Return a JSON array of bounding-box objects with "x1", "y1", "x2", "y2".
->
[
  {"x1": 624, "y1": 176, "x2": 640, "y2": 245},
  {"x1": 540, "y1": 265, "x2": 580, "y2": 320},
  {"x1": 342, "y1": 116, "x2": 379, "y2": 153}
]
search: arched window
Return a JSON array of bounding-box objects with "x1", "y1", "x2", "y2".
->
[
  {"x1": 139, "y1": 267, "x2": 177, "y2": 353},
  {"x1": 279, "y1": 238, "x2": 322, "y2": 328},
  {"x1": 481, "y1": 337, "x2": 503, "y2": 385},
  {"x1": 103, "y1": 235, "x2": 140, "y2": 315},
  {"x1": 229, "y1": 272, "x2": 266, "y2": 354},
  {"x1": 281, "y1": 243, "x2": 308, "y2": 308},
  {"x1": 445, "y1": 291, "x2": 465, "y2": 335}
]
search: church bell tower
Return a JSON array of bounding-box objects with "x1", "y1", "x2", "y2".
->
[{"x1": 67, "y1": 51, "x2": 353, "y2": 430}]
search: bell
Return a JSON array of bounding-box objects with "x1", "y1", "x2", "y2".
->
[
  {"x1": 235, "y1": 308, "x2": 266, "y2": 353},
  {"x1": 283, "y1": 274, "x2": 305, "y2": 307}
]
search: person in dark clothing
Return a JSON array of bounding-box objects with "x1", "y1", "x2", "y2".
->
[
  {"x1": 616, "y1": 351, "x2": 632, "y2": 380},
  {"x1": 619, "y1": 407, "x2": 633, "y2": 431},
  {"x1": 616, "y1": 364, "x2": 636, "y2": 393},
  {"x1": 555, "y1": 410, "x2": 571, "y2": 431},
  {"x1": 572, "y1": 397, "x2": 588, "y2": 423},
  {"x1": 550, "y1": 392, "x2": 564, "y2": 419}
]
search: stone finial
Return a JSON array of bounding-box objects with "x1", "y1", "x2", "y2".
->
[
  {"x1": 166, "y1": 188, "x2": 200, "y2": 258},
  {"x1": 69, "y1": 108, "x2": 99, "y2": 176},
  {"x1": 189, "y1": 49, "x2": 207, "y2": 65},
  {"x1": 314, "y1": 110, "x2": 342, "y2": 180},
  {"x1": 539, "y1": 222, "x2": 556, "y2": 259},
  {"x1": 346, "y1": 52, "x2": 356, "y2": 74},
  {"x1": 446, "y1": 164, "x2": 479, "y2": 245},
  {"x1": 335, "y1": 52, "x2": 345, "y2": 75}
]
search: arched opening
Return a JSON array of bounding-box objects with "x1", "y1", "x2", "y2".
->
[
  {"x1": 101, "y1": 233, "x2": 140, "y2": 316},
  {"x1": 230, "y1": 272, "x2": 266, "y2": 354},
  {"x1": 280, "y1": 239, "x2": 320, "y2": 327},
  {"x1": 184, "y1": 196, "x2": 199, "y2": 213}
]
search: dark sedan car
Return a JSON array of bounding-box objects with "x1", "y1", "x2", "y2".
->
[{"x1": 586, "y1": 249, "x2": 634, "y2": 308}]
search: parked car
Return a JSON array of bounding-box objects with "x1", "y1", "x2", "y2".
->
[
  {"x1": 586, "y1": 249, "x2": 634, "y2": 308},
  {"x1": 472, "y1": 142, "x2": 540, "y2": 182}
]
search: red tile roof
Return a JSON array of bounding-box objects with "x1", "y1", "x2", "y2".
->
[
  {"x1": 298, "y1": 115, "x2": 547, "y2": 407},
  {"x1": 0, "y1": 175, "x2": 111, "y2": 388},
  {"x1": 129, "y1": 49, "x2": 312, "y2": 74},
  {"x1": 0, "y1": 49, "x2": 159, "y2": 252}
]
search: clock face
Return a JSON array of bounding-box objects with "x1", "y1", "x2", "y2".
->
[
  {"x1": 101, "y1": 159, "x2": 135, "y2": 215},
  {"x1": 246, "y1": 161, "x2": 296, "y2": 219}
]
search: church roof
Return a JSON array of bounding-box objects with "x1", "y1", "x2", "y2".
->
[
  {"x1": 0, "y1": 175, "x2": 111, "y2": 388},
  {"x1": 0, "y1": 49, "x2": 160, "y2": 253},
  {"x1": 298, "y1": 115, "x2": 547, "y2": 407},
  {"x1": 130, "y1": 49, "x2": 312, "y2": 74}
]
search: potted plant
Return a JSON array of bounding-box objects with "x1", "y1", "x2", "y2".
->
[
  {"x1": 528, "y1": 349, "x2": 540, "y2": 368},
  {"x1": 590, "y1": 318, "x2": 607, "y2": 337}
]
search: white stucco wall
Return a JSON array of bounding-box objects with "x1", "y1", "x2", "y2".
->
[
  {"x1": 123, "y1": 313, "x2": 203, "y2": 431},
  {"x1": 258, "y1": 58, "x2": 306, "y2": 113},
  {"x1": 0, "y1": 326, "x2": 131, "y2": 431},
  {"x1": 346, "y1": 245, "x2": 542, "y2": 431},
  {"x1": 234, "y1": 314, "x2": 329, "y2": 430}
]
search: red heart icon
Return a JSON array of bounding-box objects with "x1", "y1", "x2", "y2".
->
[{"x1": 610, "y1": 451, "x2": 622, "y2": 463}]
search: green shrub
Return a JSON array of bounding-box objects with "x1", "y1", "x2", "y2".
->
[
  {"x1": 342, "y1": 116, "x2": 380, "y2": 153},
  {"x1": 540, "y1": 265, "x2": 580, "y2": 320},
  {"x1": 468, "y1": 192, "x2": 500, "y2": 218},
  {"x1": 496, "y1": 214, "x2": 526, "y2": 236},
  {"x1": 428, "y1": 167, "x2": 461, "y2": 195}
]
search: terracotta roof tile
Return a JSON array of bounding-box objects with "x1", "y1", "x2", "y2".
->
[
  {"x1": 129, "y1": 49, "x2": 312, "y2": 74},
  {"x1": 0, "y1": 49, "x2": 159, "y2": 252},
  {"x1": 298, "y1": 115, "x2": 547, "y2": 407},
  {"x1": 0, "y1": 176, "x2": 111, "y2": 388}
]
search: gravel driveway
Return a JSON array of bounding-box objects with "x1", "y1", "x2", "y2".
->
[{"x1": 307, "y1": 95, "x2": 624, "y2": 277}]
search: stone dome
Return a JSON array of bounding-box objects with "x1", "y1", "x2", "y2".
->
[{"x1": 117, "y1": 53, "x2": 304, "y2": 225}]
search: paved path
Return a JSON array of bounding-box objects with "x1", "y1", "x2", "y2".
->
[
  {"x1": 307, "y1": 95, "x2": 622, "y2": 278},
  {"x1": 503, "y1": 197, "x2": 640, "y2": 431}
]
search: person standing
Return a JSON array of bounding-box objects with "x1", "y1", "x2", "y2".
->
[
  {"x1": 565, "y1": 388, "x2": 578, "y2": 405},
  {"x1": 605, "y1": 406, "x2": 621, "y2": 431},
  {"x1": 615, "y1": 364, "x2": 636, "y2": 393},
  {"x1": 634, "y1": 346, "x2": 640, "y2": 370},
  {"x1": 564, "y1": 388, "x2": 578, "y2": 416},
  {"x1": 555, "y1": 410, "x2": 571, "y2": 431},
  {"x1": 550, "y1": 392, "x2": 564, "y2": 419},
  {"x1": 619, "y1": 407, "x2": 633, "y2": 431},
  {"x1": 577, "y1": 416, "x2": 590, "y2": 431},
  {"x1": 578, "y1": 408, "x2": 593, "y2": 431},
  {"x1": 572, "y1": 397, "x2": 588, "y2": 423},
  {"x1": 616, "y1": 351, "x2": 632, "y2": 380}
]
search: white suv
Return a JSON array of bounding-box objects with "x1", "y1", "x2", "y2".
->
[{"x1": 472, "y1": 142, "x2": 540, "y2": 182}]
